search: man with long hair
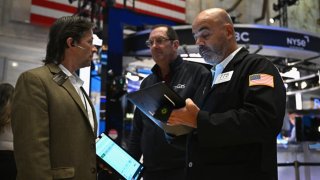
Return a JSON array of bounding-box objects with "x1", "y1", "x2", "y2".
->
[{"x1": 12, "y1": 16, "x2": 98, "y2": 180}]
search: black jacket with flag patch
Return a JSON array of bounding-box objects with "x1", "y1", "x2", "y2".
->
[{"x1": 187, "y1": 48, "x2": 286, "y2": 180}]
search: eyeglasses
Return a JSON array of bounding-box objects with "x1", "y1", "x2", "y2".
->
[{"x1": 145, "y1": 37, "x2": 173, "y2": 47}]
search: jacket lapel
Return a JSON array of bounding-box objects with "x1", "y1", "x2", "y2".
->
[{"x1": 47, "y1": 64, "x2": 96, "y2": 135}]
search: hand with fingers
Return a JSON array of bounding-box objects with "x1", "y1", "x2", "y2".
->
[{"x1": 167, "y1": 98, "x2": 200, "y2": 128}]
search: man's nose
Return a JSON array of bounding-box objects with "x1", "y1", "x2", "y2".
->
[
  {"x1": 195, "y1": 38, "x2": 205, "y2": 46},
  {"x1": 151, "y1": 41, "x2": 160, "y2": 48},
  {"x1": 92, "y1": 46, "x2": 98, "y2": 52}
]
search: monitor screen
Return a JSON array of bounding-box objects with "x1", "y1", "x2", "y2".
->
[{"x1": 296, "y1": 115, "x2": 320, "y2": 142}]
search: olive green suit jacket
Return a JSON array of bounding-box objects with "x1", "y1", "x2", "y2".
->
[{"x1": 12, "y1": 63, "x2": 98, "y2": 180}]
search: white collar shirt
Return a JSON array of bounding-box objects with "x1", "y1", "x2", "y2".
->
[{"x1": 58, "y1": 64, "x2": 95, "y2": 132}]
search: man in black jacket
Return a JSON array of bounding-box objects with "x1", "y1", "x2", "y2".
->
[
  {"x1": 168, "y1": 8, "x2": 286, "y2": 180},
  {"x1": 128, "y1": 24, "x2": 210, "y2": 180}
]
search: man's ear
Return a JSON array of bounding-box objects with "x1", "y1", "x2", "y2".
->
[
  {"x1": 66, "y1": 37, "x2": 74, "y2": 48},
  {"x1": 172, "y1": 40, "x2": 180, "y2": 49},
  {"x1": 225, "y1": 23, "x2": 234, "y2": 40}
]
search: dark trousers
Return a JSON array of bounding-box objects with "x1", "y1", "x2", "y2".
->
[{"x1": 143, "y1": 167, "x2": 186, "y2": 180}]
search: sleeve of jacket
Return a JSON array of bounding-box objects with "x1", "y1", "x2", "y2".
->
[
  {"x1": 197, "y1": 56, "x2": 286, "y2": 147},
  {"x1": 12, "y1": 72, "x2": 52, "y2": 179}
]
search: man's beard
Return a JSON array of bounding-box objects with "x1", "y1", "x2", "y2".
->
[{"x1": 199, "y1": 45, "x2": 223, "y2": 65}]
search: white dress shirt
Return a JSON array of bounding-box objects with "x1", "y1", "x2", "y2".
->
[{"x1": 59, "y1": 64, "x2": 95, "y2": 132}]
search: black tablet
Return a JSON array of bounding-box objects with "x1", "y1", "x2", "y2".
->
[
  {"x1": 127, "y1": 81, "x2": 186, "y2": 122},
  {"x1": 127, "y1": 81, "x2": 193, "y2": 136},
  {"x1": 96, "y1": 133, "x2": 144, "y2": 180}
]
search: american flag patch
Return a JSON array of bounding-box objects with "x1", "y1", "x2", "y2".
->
[{"x1": 249, "y1": 74, "x2": 274, "y2": 88}]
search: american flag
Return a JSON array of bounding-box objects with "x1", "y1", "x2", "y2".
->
[
  {"x1": 249, "y1": 74, "x2": 274, "y2": 88},
  {"x1": 30, "y1": 0, "x2": 77, "y2": 26},
  {"x1": 114, "y1": 0, "x2": 186, "y2": 23},
  {"x1": 30, "y1": 0, "x2": 186, "y2": 26}
]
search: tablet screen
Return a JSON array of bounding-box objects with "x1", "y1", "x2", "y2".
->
[{"x1": 96, "y1": 133, "x2": 144, "y2": 180}]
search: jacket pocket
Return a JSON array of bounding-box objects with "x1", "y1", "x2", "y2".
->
[{"x1": 51, "y1": 167, "x2": 75, "y2": 179}]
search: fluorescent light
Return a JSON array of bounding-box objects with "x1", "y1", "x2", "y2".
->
[{"x1": 11, "y1": 62, "x2": 18, "y2": 67}]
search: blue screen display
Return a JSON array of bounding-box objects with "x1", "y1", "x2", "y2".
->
[{"x1": 96, "y1": 133, "x2": 144, "y2": 180}]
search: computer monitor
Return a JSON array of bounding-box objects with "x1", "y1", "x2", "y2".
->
[{"x1": 296, "y1": 115, "x2": 320, "y2": 142}]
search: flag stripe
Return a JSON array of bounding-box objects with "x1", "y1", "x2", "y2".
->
[
  {"x1": 31, "y1": 5, "x2": 74, "y2": 19},
  {"x1": 30, "y1": 0, "x2": 77, "y2": 26},
  {"x1": 138, "y1": 0, "x2": 185, "y2": 13},
  {"x1": 115, "y1": 0, "x2": 186, "y2": 22},
  {"x1": 30, "y1": 0, "x2": 186, "y2": 26},
  {"x1": 32, "y1": 0, "x2": 77, "y2": 14},
  {"x1": 30, "y1": 14, "x2": 56, "y2": 26},
  {"x1": 47, "y1": 0, "x2": 78, "y2": 7},
  {"x1": 135, "y1": 2, "x2": 185, "y2": 22},
  {"x1": 159, "y1": 0, "x2": 186, "y2": 8},
  {"x1": 30, "y1": 5, "x2": 74, "y2": 25},
  {"x1": 135, "y1": 8, "x2": 184, "y2": 23}
]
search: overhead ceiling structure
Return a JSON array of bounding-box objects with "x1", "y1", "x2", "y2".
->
[{"x1": 124, "y1": 24, "x2": 320, "y2": 97}]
